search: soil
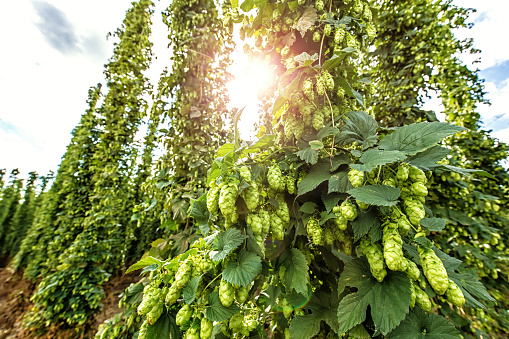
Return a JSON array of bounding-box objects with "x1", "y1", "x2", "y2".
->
[{"x1": 0, "y1": 264, "x2": 140, "y2": 339}]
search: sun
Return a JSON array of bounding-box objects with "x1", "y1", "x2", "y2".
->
[{"x1": 226, "y1": 51, "x2": 274, "y2": 140}]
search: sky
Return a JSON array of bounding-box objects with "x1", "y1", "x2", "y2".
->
[{"x1": 1, "y1": 0, "x2": 508, "y2": 180}]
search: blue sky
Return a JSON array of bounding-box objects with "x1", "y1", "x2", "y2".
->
[{"x1": 1, "y1": 0, "x2": 508, "y2": 178}]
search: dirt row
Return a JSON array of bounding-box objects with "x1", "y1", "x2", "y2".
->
[{"x1": 0, "y1": 265, "x2": 140, "y2": 339}]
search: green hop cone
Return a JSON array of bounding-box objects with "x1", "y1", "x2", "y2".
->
[
  {"x1": 410, "y1": 182, "x2": 428, "y2": 197},
  {"x1": 218, "y1": 182, "x2": 238, "y2": 223},
  {"x1": 324, "y1": 24, "x2": 332, "y2": 36},
  {"x1": 165, "y1": 285, "x2": 180, "y2": 307},
  {"x1": 322, "y1": 70, "x2": 334, "y2": 90},
  {"x1": 445, "y1": 280, "x2": 465, "y2": 307},
  {"x1": 324, "y1": 228, "x2": 334, "y2": 245},
  {"x1": 236, "y1": 285, "x2": 249, "y2": 304},
  {"x1": 147, "y1": 303, "x2": 163, "y2": 325},
  {"x1": 303, "y1": 79, "x2": 314, "y2": 100},
  {"x1": 276, "y1": 195, "x2": 290, "y2": 223},
  {"x1": 137, "y1": 319, "x2": 149, "y2": 339},
  {"x1": 281, "y1": 298, "x2": 293, "y2": 318},
  {"x1": 409, "y1": 166, "x2": 427, "y2": 184},
  {"x1": 176, "y1": 304, "x2": 193, "y2": 326},
  {"x1": 313, "y1": 31, "x2": 321, "y2": 42},
  {"x1": 184, "y1": 327, "x2": 200, "y2": 339},
  {"x1": 229, "y1": 312, "x2": 243, "y2": 333},
  {"x1": 200, "y1": 317, "x2": 213, "y2": 339},
  {"x1": 259, "y1": 209, "x2": 271, "y2": 236},
  {"x1": 268, "y1": 165, "x2": 285, "y2": 192},
  {"x1": 206, "y1": 184, "x2": 220, "y2": 215},
  {"x1": 356, "y1": 199, "x2": 369, "y2": 210},
  {"x1": 348, "y1": 169, "x2": 364, "y2": 188},
  {"x1": 334, "y1": 27, "x2": 345, "y2": 44},
  {"x1": 307, "y1": 217, "x2": 323, "y2": 246},
  {"x1": 360, "y1": 236, "x2": 387, "y2": 282},
  {"x1": 238, "y1": 166, "x2": 251, "y2": 183},
  {"x1": 316, "y1": 76, "x2": 326, "y2": 96},
  {"x1": 396, "y1": 163, "x2": 409, "y2": 181},
  {"x1": 404, "y1": 200, "x2": 425, "y2": 226},
  {"x1": 382, "y1": 223, "x2": 407, "y2": 271},
  {"x1": 242, "y1": 182, "x2": 259, "y2": 211},
  {"x1": 219, "y1": 279, "x2": 235, "y2": 307},
  {"x1": 174, "y1": 260, "x2": 193, "y2": 289},
  {"x1": 286, "y1": 175, "x2": 296, "y2": 194},
  {"x1": 315, "y1": 0, "x2": 324, "y2": 11},
  {"x1": 340, "y1": 200, "x2": 357, "y2": 221},
  {"x1": 270, "y1": 213, "x2": 285, "y2": 240},
  {"x1": 138, "y1": 285, "x2": 157, "y2": 316},
  {"x1": 405, "y1": 258, "x2": 420, "y2": 281},
  {"x1": 383, "y1": 177, "x2": 396, "y2": 187},
  {"x1": 419, "y1": 246, "x2": 449, "y2": 295},
  {"x1": 414, "y1": 283, "x2": 432, "y2": 312},
  {"x1": 333, "y1": 206, "x2": 348, "y2": 231},
  {"x1": 246, "y1": 213, "x2": 263, "y2": 236},
  {"x1": 312, "y1": 108, "x2": 324, "y2": 131},
  {"x1": 397, "y1": 215, "x2": 412, "y2": 234}
]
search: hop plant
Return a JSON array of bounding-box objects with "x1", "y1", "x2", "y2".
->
[
  {"x1": 313, "y1": 31, "x2": 321, "y2": 42},
  {"x1": 362, "y1": 3, "x2": 372, "y2": 21},
  {"x1": 324, "y1": 24, "x2": 332, "y2": 36},
  {"x1": 268, "y1": 165, "x2": 285, "y2": 192},
  {"x1": 340, "y1": 200, "x2": 357, "y2": 221},
  {"x1": 307, "y1": 217, "x2": 323, "y2": 246},
  {"x1": 218, "y1": 182, "x2": 238, "y2": 224},
  {"x1": 176, "y1": 304, "x2": 193, "y2": 326},
  {"x1": 334, "y1": 27, "x2": 346, "y2": 44},
  {"x1": 246, "y1": 213, "x2": 263, "y2": 236},
  {"x1": 303, "y1": 79, "x2": 314, "y2": 100},
  {"x1": 445, "y1": 279, "x2": 466, "y2": 307},
  {"x1": 410, "y1": 182, "x2": 428, "y2": 197},
  {"x1": 396, "y1": 163, "x2": 409, "y2": 181},
  {"x1": 286, "y1": 175, "x2": 296, "y2": 194},
  {"x1": 322, "y1": 70, "x2": 334, "y2": 90},
  {"x1": 316, "y1": 75, "x2": 326, "y2": 96},
  {"x1": 409, "y1": 166, "x2": 427, "y2": 184},
  {"x1": 242, "y1": 182, "x2": 259, "y2": 211},
  {"x1": 405, "y1": 258, "x2": 421, "y2": 281},
  {"x1": 333, "y1": 206, "x2": 348, "y2": 231},
  {"x1": 312, "y1": 109, "x2": 324, "y2": 131},
  {"x1": 357, "y1": 199, "x2": 370, "y2": 210},
  {"x1": 419, "y1": 246, "x2": 449, "y2": 295},
  {"x1": 206, "y1": 183, "x2": 220, "y2": 215},
  {"x1": 281, "y1": 298, "x2": 293, "y2": 318},
  {"x1": 270, "y1": 213, "x2": 285, "y2": 240},
  {"x1": 239, "y1": 166, "x2": 251, "y2": 183},
  {"x1": 404, "y1": 200, "x2": 425, "y2": 226},
  {"x1": 184, "y1": 327, "x2": 199, "y2": 339},
  {"x1": 276, "y1": 195, "x2": 290, "y2": 223},
  {"x1": 315, "y1": 0, "x2": 324, "y2": 11},
  {"x1": 348, "y1": 169, "x2": 364, "y2": 188},
  {"x1": 236, "y1": 285, "x2": 249, "y2": 304},
  {"x1": 259, "y1": 209, "x2": 271, "y2": 236},
  {"x1": 382, "y1": 223, "x2": 407, "y2": 271},
  {"x1": 360, "y1": 236, "x2": 387, "y2": 282},
  {"x1": 413, "y1": 282, "x2": 432, "y2": 312},
  {"x1": 200, "y1": 317, "x2": 213, "y2": 338},
  {"x1": 397, "y1": 214, "x2": 412, "y2": 234},
  {"x1": 219, "y1": 279, "x2": 235, "y2": 307}
]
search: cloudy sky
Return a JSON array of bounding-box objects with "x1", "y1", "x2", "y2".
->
[{"x1": 1, "y1": 0, "x2": 508, "y2": 180}]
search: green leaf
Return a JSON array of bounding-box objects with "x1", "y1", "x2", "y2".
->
[
  {"x1": 231, "y1": 0, "x2": 238, "y2": 7},
  {"x1": 309, "y1": 140, "x2": 324, "y2": 150},
  {"x1": 145, "y1": 311, "x2": 180, "y2": 339},
  {"x1": 241, "y1": 134, "x2": 275, "y2": 156},
  {"x1": 338, "y1": 259, "x2": 411, "y2": 336},
  {"x1": 388, "y1": 307, "x2": 461, "y2": 339},
  {"x1": 125, "y1": 256, "x2": 163, "y2": 274},
  {"x1": 337, "y1": 77, "x2": 364, "y2": 108},
  {"x1": 183, "y1": 276, "x2": 202, "y2": 304},
  {"x1": 406, "y1": 146, "x2": 451, "y2": 170},
  {"x1": 297, "y1": 162, "x2": 333, "y2": 196},
  {"x1": 222, "y1": 250, "x2": 262, "y2": 287},
  {"x1": 296, "y1": 147, "x2": 319, "y2": 165},
  {"x1": 437, "y1": 164, "x2": 495, "y2": 179},
  {"x1": 322, "y1": 47, "x2": 358, "y2": 70},
  {"x1": 240, "y1": 0, "x2": 254, "y2": 12},
  {"x1": 289, "y1": 314, "x2": 321, "y2": 339},
  {"x1": 211, "y1": 228, "x2": 247, "y2": 261},
  {"x1": 328, "y1": 171, "x2": 352, "y2": 193},
  {"x1": 378, "y1": 122, "x2": 464, "y2": 156},
  {"x1": 190, "y1": 195, "x2": 209, "y2": 230},
  {"x1": 330, "y1": 153, "x2": 352, "y2": 171},
  {"x1": 322, "y1": 192, "x2": 343, "y2": 213},
  {"x1": 413, "y1": 237, "x2": 433, "y2": 250},
  {"x1": 216, "y1": 143, "x2": 234, "y2": 158},
  {"x1": 352, "y1": 209, "x2": 380, "y2": 241},
  {"x1": 336, "y1": 111, "x2": 378, "y2": 149},
  {"x1": 299, "y1": 202, "x2": 318, "y2": 214},
  {"x1": 205, "y1": 292, "x2": 241, "y2": 322},
  {"x1": 283, "y1": 248, "x2": 310, "y2": 296},
  {"x1": 348, "y1": 324, "x2": 371, "y2": 338},
  {"x1": 348, "y1": 185, "x2": 401, "y2": 206},
  {"x1": 448, "y1": 271, "x2": 495, "y2": 308},
  {"x1": 351, "y1": 149, "x2": 406, "y2": 172},
  {"x1": 317, "y1": 126, "x2": 340, "y2": 140},
  {"x1": 420, "y1": 218, "x2": 446, "y2": 232}
]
